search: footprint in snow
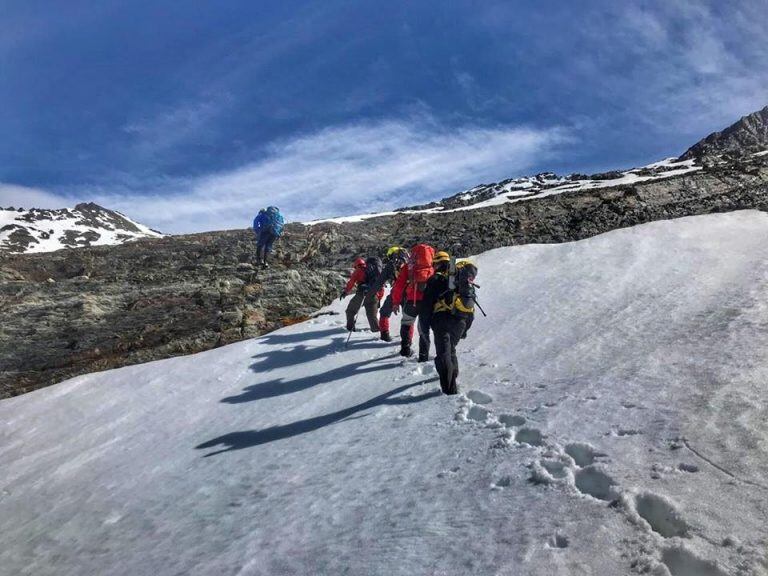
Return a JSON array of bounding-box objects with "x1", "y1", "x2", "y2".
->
[
  {"x1": 564, "y1": 442, "x2": 605, "y2": 468},
  {"x1": 467, "y1": 405, "x2": 491, "y2": 422},
  {"x1": 515, "y1": 427, "x2": 545, "y2": 447},
  {"x1": 574, "y1": 466, "x2": 617, "y2": 501},
  {"x1": 410, "y1": 364, "x2": 435, "y2": 376},
  {"x1": 660, "y1": 546, "x2": 728, "y2": 576},
  {"x1": 498, "y1": 413, "x2": 526, "y2": 428},
  {"x1": 628, "y1": 492, "x2": 689, "y2": 539},
  {"x1": 466, "y1": 390, "x2": 493, "y2": 404}
]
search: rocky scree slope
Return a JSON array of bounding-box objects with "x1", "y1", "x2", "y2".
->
[{"x1": 2, "y1": 153, "x2": 768, "y2": 398}]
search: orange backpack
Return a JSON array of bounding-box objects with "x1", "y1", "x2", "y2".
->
[{"x1": 408, "y1": 244, "x2": 435, "y2": 302}]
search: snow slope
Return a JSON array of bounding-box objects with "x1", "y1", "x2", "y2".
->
[{"x1": 3, "y1": 211, "x2": 768, "y2": 575}]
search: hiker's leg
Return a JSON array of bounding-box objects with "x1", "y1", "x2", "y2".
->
[
  {"x1": 432, "y1": 321, "x2": 453, "y2": 394},
  {"x1": 363, "y1": 295, "x2": 380, "y2": 332},
  {"x1": 399, "y1": 313, "x2": 415, "y2": 356},
  {"x1": 378, "y1": 294, "x2": 393, "y2": 339},
  {"x1": 345, "y1": 291, "x2": 364, "y2": 331},
  {"x1": 446, "y1": 319, "x2": 466, "y2": 395}
]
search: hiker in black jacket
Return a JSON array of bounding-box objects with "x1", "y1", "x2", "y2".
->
[
  {"x1": 368, "y1": 246, "x2": 409, "y2": 342},
  {"x1": 419, "y1": 257, "x2": 477, "y2": 395}
]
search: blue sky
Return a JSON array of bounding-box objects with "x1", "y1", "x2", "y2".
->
[{"x1": 1, "y1": 0, "x2": 767, "y2": 233}]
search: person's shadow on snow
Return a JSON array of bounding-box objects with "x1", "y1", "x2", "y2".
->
[
  {"x1": 197, "y1": 379, "x2": 440, "y2": 457},
  {"x1": 250, "y1": 335, "x2": 391, "y2": 373},
  {"x1": 230, "y1": 353, "x2": 401, "y2": 403},
  {"x1": 256, "y1": 327, "x2": 342, "y2": 346},
  {"x1": 249, "y1": 338, "x2": 346, "y2": 373}
]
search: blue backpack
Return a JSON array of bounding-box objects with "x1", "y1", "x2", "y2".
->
[{"x1": 263, "y1": 206, "x2": 284, "y2": 237}]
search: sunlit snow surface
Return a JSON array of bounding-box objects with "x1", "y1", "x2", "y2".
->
[{"x1": 3, "y1": 211, "x2": 768, "y2": 575}]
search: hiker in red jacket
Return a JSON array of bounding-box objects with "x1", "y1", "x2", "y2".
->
[
  {"x1": 340, "y1": 257, "x2": 384, "y2": 332},
  {"x1": 390, "y1": 244, "x2": 438, "y2": 359}
]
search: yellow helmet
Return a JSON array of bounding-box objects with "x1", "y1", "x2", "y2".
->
[
  {"x1": 386, "y1": 246, "x2": 402, "y2": 257},
  {"x1": 433, "y1": 251, "x2": 450, "y2": 264}
]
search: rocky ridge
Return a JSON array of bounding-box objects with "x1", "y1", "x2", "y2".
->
[{"x1": 680, "y1": 105, "x2": 768, "y2": 160}]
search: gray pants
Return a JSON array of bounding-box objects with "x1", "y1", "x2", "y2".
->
[{"x1": 346, "y1": 289, "x2": 380, "y2": 332}]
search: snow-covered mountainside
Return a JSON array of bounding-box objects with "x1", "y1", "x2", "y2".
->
[
  {"x1": 3, "y1": 211, "x2": 768, "y2": 575},
  {"x1": 308, "y1": 157, "x2": 702, "y2": 225},
  {"x1": 0, "y1": 202, "x2": 162, "y2": 253}
]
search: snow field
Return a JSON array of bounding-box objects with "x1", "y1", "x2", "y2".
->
[{"x1": 3, "y1": 211, "x2": 768, "y2": 574}]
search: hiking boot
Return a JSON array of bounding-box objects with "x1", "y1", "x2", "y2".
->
[
  {"x1": 417, "y1": 352, "x2": 429, "y2": 362},
  {"x1": 380, "y1": 330, "x2": 392, "y2": 342},
  {"x1": 399, "y1": 345, "x2": 412, "y2": 357}
]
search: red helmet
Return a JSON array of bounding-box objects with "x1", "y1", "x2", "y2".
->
[{"x1": 354, "y1": 258, "x2": 366, "y2": 268}]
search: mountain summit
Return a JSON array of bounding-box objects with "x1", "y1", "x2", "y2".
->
[
  {"x1": 0, "y1": 202, "x2": 162, "y2": 253},
  {"x1": 680, "y1": 105, "x2": 768, "y2": 160}
]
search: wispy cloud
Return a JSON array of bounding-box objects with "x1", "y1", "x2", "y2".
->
[
  {"x1": 122, "y1": 94, "x2": 234, "y2": 158},
  {"x1": 582, "y1": 1, "x2": 768, "y2": 132},
  {"x1": 92, "y1": 117, "x2": 569, "y2": 233},
  {"x1": 0, "y1": 183, "x2": 68, "y2": 210}
]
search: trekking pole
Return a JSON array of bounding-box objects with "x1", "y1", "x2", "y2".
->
[
  {"x1": 345, "y1": 309, "x2": 362, "y2": 348},
  {"x1": 474, "y1": 298, "x2": 488, "y2": 317}
]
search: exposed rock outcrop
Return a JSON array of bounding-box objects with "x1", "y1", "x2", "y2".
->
[{"x1": 681, "y1": 105, "x2": 768, "y2": 160}]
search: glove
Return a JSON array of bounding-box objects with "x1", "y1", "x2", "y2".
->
[
  {"x1": 392, "y1": 304, "x2": 400, "y2": 315},
  {"x1": 461, "y1": 329, "x2": 468, "y2": 339},
  {"x1": 339, "y1": 290, "x2": 346, "y2": 301}
]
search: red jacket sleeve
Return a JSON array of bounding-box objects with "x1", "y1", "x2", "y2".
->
[
  {"x1": 390, "y1": 264, "x2": 408, "y2": 307},
  {"x1": 345, "y1": 268, "x2": 365, "y2": 294}
]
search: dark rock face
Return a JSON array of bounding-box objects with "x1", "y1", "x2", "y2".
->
[
  {"x1": 2, "y1": 155, "x2": 768, "y2": 398},
  {"x1": 681, "y1": 105, "x2": 768, "y2": 160}
]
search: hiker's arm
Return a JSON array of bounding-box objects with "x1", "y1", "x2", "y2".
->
[
  {"x1": 390, "y1": 266, "x2": 407, "y2": 308},
  {"x1": 344, "y1": 269, "x2": 363, "y2": 295}
]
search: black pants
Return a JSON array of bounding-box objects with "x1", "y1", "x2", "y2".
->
[
  {"x1": 380, "y1": 294, "x2": 394, "y2": 318},
  {"x1": 346, "y1": 289, "x2": 380, "y2": 332},
  {"x1": 256, "y1": 232, "x2": 277, "y2": 262},
  {"x1": 431, "y1": 315, "x2": 467, "y2": 395}
]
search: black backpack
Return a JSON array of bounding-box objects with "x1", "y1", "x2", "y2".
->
[
  {"x1": 363, "y1": 256, "x2": 383, "y2": 288},
  {"x1": 435, "y1": 260, "x2": 478, "y2": 318}
]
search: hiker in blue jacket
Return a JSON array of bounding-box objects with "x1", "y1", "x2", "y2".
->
[{"x1": 252, "y1": 206, "x2": 284, "y2": 268}]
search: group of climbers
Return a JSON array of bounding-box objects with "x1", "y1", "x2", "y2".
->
[
  {"x1": 340, "y1": 244, "x2": 480, "y2": 395},
  {"x1": 249, "y1": 208, "x2": 480, "y2": 395}
]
